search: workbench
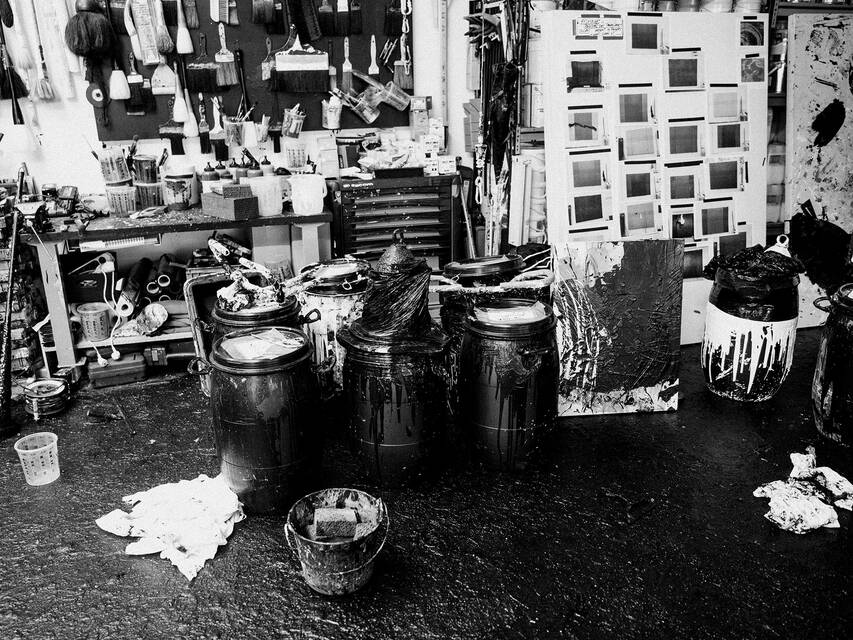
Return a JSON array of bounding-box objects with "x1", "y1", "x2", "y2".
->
[{"x1": 24, "y1": 207, "x2": 332, "y2": 368}]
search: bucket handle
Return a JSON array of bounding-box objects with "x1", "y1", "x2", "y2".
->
[
  {"x1": 299, "y1": 308, "x2": 322, "y2": 325},
  {"x1": 187, "y1": 357, "x2": 212, "y2": 376},
  {"x1": 814, "y1": 296, "x2": 833, "y2": 312}
]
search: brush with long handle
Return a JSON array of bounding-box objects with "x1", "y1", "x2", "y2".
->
[
  {"x1": 0, "y1": 168, "x2": 24, "y2": 437},
  {"x1": 186, "y1": 32, "x2": 218, "y2": 93},
  {"x1": 26, "y1": 0, "x2": 55, "y2": 100},
  {"x1": 0, "y1": 19, "x2": 24, "y2": 124},
  {"x1": 197, "y1": 93, "x2": 210, "y2": 153},
  {"x1": 173, "y1": 62, "x2": 188, "y2": 122},
  {"x1": 183, "y1": 87, "x2": 198, "y2": 138},
  {"x1": 235, "y1": 48, "x2": 250, "y2": 118},
  {"x1": 176, "y1": 0, "x2": 193, "y2": 55},
  {"x1": 123, "y1": 0, "x2": 142, "y2": 59},
  {"x1": 153, "y1": 0, "x2": 173, "y2": 54},
  {"x1": 328, "y1": 38, "x2": 336, "y2": 91},
  {"x1": 341, "y1": 35, "x2": 352, "y2": 92}
]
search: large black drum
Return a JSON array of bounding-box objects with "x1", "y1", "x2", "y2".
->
[
  {"x1": 813, "y1": 284, "x2": 853, "y2": 446},
  {"x1": 459, "y1": 299, "x2": 559, "y2": 470},
  {"x1": 206, "y1": 327, "x2": 321, "y2": 513},
  {"x1": 338, "y1": 328, "x2": 447, "y2": 485}
]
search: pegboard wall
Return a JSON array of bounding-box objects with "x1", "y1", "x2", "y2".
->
[{"x1": 96, "y1": 0, "x2": 413, "y2": 141}]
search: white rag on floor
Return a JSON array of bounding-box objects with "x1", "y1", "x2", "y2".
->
[
  {"x1": 95, "y1": 474, "x2": 245, "y2": 580},
  {"x1": 754, "y1": 448, "x2": 853, "y2": 534}
]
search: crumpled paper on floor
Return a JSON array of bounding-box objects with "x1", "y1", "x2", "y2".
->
[
  {"x1": 96, "y1": 474, "x2": 245, "y2": 580},
  {"x1": 754, "y1": 448, "x2": 853, "y2": 534}
]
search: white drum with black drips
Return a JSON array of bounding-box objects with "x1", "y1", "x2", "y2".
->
[
  {"x1": 298, "y1": 259, "x2": 371, "y2": 397},
  {"x1": 700, "y1": 239, "x2": 800, "y2": 402}
]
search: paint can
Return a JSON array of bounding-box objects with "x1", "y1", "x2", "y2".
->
[
  {"x1": 701, "y1": 258, "x2": 799, "y2": 403},
  {"x1": 211, "y1": 295, "x2": 313, "y2": 341},
  {"x1": 812, "y1": 284, "x2": 853, "y2": 446},
  {"x1": 201, "y1": 327, "x2": 321, "y2": 513},
  {"x1": 132, "y1": 155, "x2": 160, "y2": 183},
  {"x1": 298, "y1": 259, "x2": 371, "y2": 397},
  {"x1": 135, "y1": 182, "x2": 164, "y2": 208},
  {"x1": 459, "y1": 299, "x2": 559, "y2": 470},
  {"x1": 285, "y1": 488, "x2": 388, "y2": 596},
  {"x1": 338, "y1": 327, "x2": 448, "y2": 485},
  {"x1": 162, "y1": 163, "x2": 199, "y2": 211}
]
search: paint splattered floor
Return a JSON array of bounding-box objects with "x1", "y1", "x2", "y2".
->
[{"x1": 1, "y1": 329, "x2": 850, "y2": 640}]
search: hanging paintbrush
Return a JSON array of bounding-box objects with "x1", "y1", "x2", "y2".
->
[
  {"x1": 340, "y1": 36, "x2": 352, "y2": 92},
  {"x1": 65, "y1": 0, "x2": 114, "y2": 60},
  {"x1": 130, "y1": 0, "x2": 160, "y2": 65},
  {"x1": 394, "y1": 33, "x2": 412, "y2": 90},
  {"x1": 185, "y1": 32, "x2": 218, "y2": 93},
  {"x1": 172, "y1": 62, "x2": 187, "y2": 122},
  {"x1": 183, "y1": 87, "x2": 198, "y2": 138},
  {"x1": 228, "y1": 0, "x2": 239, "y2": 26},
  {"x1": 274, "y1": 35, "x2": 329, "y2": 93},
  {"x1": 125, "y1": 52, "x2": 153, "y2": 115},
  {"x1": 197, "y1": 93, "x2": 210, "y2": 153},
  {"x1": 184, "y1": 0, "x2": 199, "y2": 28},
  {"x1": 328, "y1": 38, "x2": 336, "y2": 91},
  {"x1": 318, "y1": 0, "x2": 334, "y2": 35},
  {"x1": 159, "y1": 97, "x2": 186, "y2": 154},
  {"x1": 215, "y1": 22, "x2": 238, "y2": 87},
  {"x1": 209, "y1": 95, "x2": 228, "y2": 160},
  {"x1": 8, "y1": 0, "x2": 35, "y2": 72},
  {"x1": 261, "y1": 36, "x2": 275, "y2": 86},
  {"x1": 109, "y1": 57, "x2": 131, "y2": 100},
  {"x1": 26, "y1": 0, "x2": 56, "y2": 101},
  {"x1": 209, "y1": 0, "x2": 228, "y2": 23},
  {"x1": 294, "y1": 0, "x2": 321, "y2": 43},
  {"x1": 252, "y1": 0, "x2": 274, "y2": 24},
  {"x1": 152, "y1": 0, "x2": 173, "y2": 54},
  {"x1": 349, "y1": 0, "x2": 362, "y2": 34},
  {"x1": 334, "y1": 0, "x2": 348, "y2": 36},
  {"x1": 268, "y1": 90, "x2": 282, "y2": 153},
  {"x1": 123, "y1": 0, "x2": 142, "y2": 59},
  {"x1": 234, "y1": 49, "x2": 250, "y2": 119},
  {"x1": 175, "y1": 0, "x2": 193, "y2": 55},
  {"x1": 0, "y1": 0, "x2": 11, "y2": 28},
  {"x1": 107, "y1": 0, "x2": 128, "y2": 34},
  {"x1": 268, "y1": 0, "x2": 291, "y2": 34},
  {"x1": 384, "y1": 0, "x2": 403, "y2": 37},
  {"x1": 151, "y1": 54, "x2": 176, "y2": 94},
  {"x1": 368, "y1": 35, "x2": 379, "y2": 80}
]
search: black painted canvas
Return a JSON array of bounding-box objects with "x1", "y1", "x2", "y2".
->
[{"x1": 554, "y1": 239, "x2": 684, "y2": 415}]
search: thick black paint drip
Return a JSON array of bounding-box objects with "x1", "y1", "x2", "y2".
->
[{"x1": 812, "y1": 99, "x2": 846, "y2": 147}]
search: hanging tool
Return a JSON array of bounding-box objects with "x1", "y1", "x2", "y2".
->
[
  {"x1": 368, "y1": 34, "x2": 380, "y2": 79},
  {"x1": 341, "y1": 35, "x2": 352, "y2": 92}
]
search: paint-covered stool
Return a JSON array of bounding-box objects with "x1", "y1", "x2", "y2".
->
[
  {"x1": 459, "y1": 299, "x2": 559, "y2": 470},
  {"x1": 701, "y1": 240, "x2": 799, "y2": 402},
  {"x1": 812, "y1": 284, "x2": 853, "y2": 446}
]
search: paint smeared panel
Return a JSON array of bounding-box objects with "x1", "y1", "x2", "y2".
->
[{"x1": 812, "y1": 99, "x2": 846, "y2": 147}]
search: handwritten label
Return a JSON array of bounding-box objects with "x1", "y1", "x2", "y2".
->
[{"x1": 574, "y1": 17, "x2": 623, "y2": 39}]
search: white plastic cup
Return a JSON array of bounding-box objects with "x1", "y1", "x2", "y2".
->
[{"x1": 14, "y1": 432, "x2": 60, "y2": 486}]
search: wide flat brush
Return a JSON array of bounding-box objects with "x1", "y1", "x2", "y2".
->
[
  {"x1": 186, "y1": 33, "x2": 218, "y2": 93},
  {"x1": 183, "y1": 0, "x2": 199, "y2": 28},
  {"x1": 215, "y1": 22, "x2": 238, "y2": 87},
  {"x1": 318, "y1": 0, "x2": 334, "y2": 35},
  {"x1": 340, "y1": 36, "x2": 352, "y2": 93},
  {"x1": 159, "y1": 97, "x2": 185, "y2": 154}
]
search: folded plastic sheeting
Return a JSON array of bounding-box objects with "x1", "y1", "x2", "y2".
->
[
  {"x1": 96, "y1": 475, "x2": 245, "y2": 580},
  {"x1": 754, "y1": 448, "x2": 853, "y2": 534}
]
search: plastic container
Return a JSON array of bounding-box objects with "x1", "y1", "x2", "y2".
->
[
  {"x1": 284, "y1": 141, "x2": 308, "y2": 170},
  {"x1": 244, "y1": 175, "x2": 284, "y2": 217},
  {"x1": 283, "y1": 110, "x2": 306, "y2": 139},
  {"x1": 162, "y1": 163, "x2": 198, "y2": 211},
  {"x1": 73, "y1": 302, "x2": 114, "y2": 342},
  {"x1": 224, "y1": 117, "x2": 244, "y2": 146},
  {"x1": 382, "y1": 82, "x2": 411, "y2": 111},
  {"x1": 285, "y1": 488, "x2": 389, "y2": 595},
  {"x1": 289, "y1": 174, "x2": 327, "y2": 215},
  {"x1": 132, "y1": 155, "x2": 159, "y2": 183},
  {"x1": 106, "y1": 185, "x2": 136, "y2": 217},
  {"x1": 98, "y1": 146, "x2": 131, "y2": 184},
  {"x1": 14, "y1": 432, "x2": 60, "y2": 486}
]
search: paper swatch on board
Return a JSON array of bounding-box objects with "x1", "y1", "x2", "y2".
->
[{"x1": 553, "y1": 239, "x2": 684, "y2": 415}]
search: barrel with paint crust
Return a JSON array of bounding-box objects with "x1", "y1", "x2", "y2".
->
[
  {"x1": 299, "y1": 259, "x2": 371, "y2": 397},
  {"x1": 207, "y1": 327, "x2": 321, "y2": 513},
  {"x1": 338, "y1": 330, "x2": 447, "y2": 485},
  {"x1": 211, "y1": 296, "x2": 306, "y2": 341},
  {"x1": 812, "y1": 284, "x2": 853, "y2": 446},
  {"x1": 701, "y1": 267, "x2": 799, "y2": 402},
  {"x1": 459, "y1": 299, "x2": 559, "y2": 470}
]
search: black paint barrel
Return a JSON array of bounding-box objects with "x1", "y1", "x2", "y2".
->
[
  {"x1": 701, "y1": 267, "x2": 799, "y2": 402},
  {"x1": 338, "y1": 328, "x2": 447, "y2": 485},
  {"x1": 211, "y1": 296, "x2": 305, "y2": 341},
  {"x1": 207, "y1": 327, "x2": 320, "y2": 513},
  {"x1": 813, "y1": 284, "x2": 853, "y2": 446},
  {"x1": 459, "y1": 299, "x2": 559, "y2": 470}
]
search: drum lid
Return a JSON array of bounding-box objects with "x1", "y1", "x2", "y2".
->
[
  {"x1": 214, "y1": 295, "x2": 299, "y2": 320},
  {"x1": 304, "y1": 259, "x2": 371, "y2": 293},
  {"x1": 468, "y1": 299, "x2": 555, "y2": 337},
  {"x1": 444, "y1": 254, "x2": 524, "y2": 280},
  {"x1": 832, "y1": 283, "x2": 853, "y2": 314},
  {"x1": 211, "y1": 327, "x2": 309, "y2": 372}
]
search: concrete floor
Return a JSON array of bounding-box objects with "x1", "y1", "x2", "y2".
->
[{"x1": 0, "y1": 329, "x2": 851, "y2": 640}]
